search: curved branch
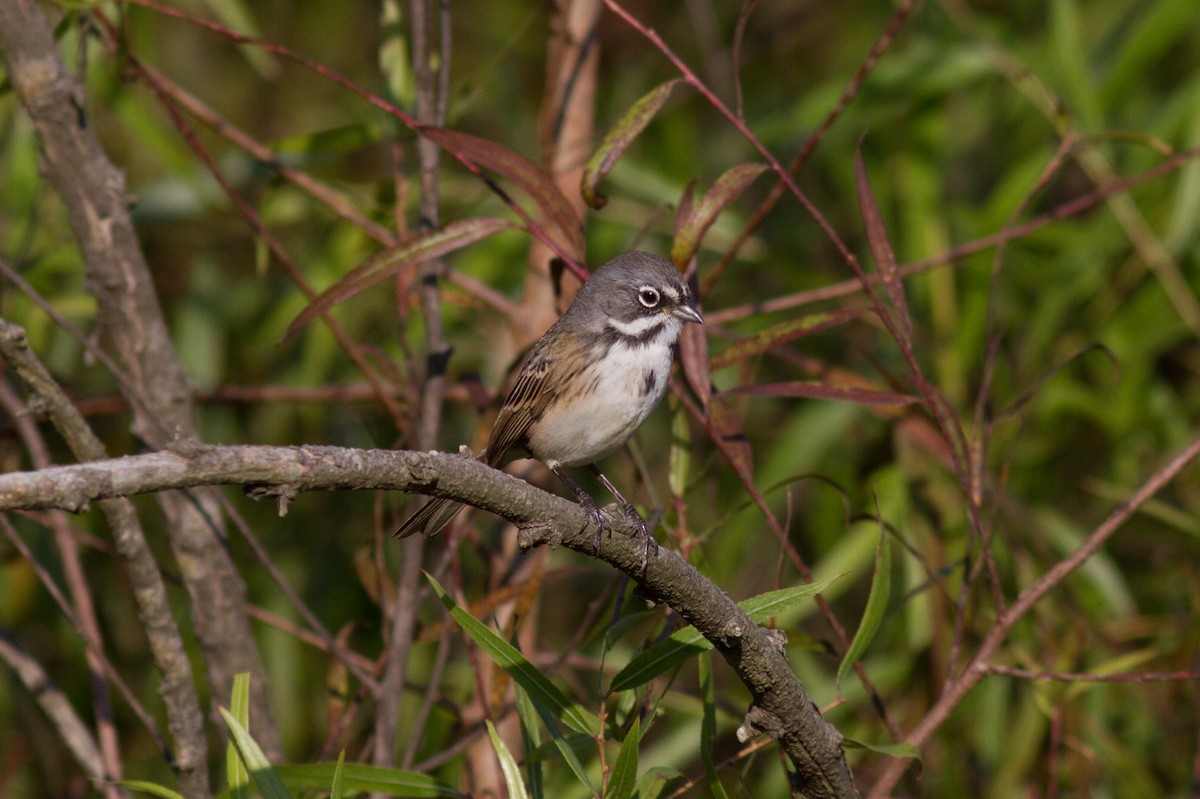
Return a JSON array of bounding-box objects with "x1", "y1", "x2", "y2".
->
[{"x1": 0, "y1": 443, "x2": 857, "y2": 797}]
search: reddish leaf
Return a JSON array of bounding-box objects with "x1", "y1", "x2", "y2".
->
[
  {"x1": 670, "y1": 163, "x2": 767, "y2": 269},
  {"x1": 420, "y1": 126, "x2": 586, "y2": 262},
  {"x1": 678, "y1": 321, "x2": 711, "y2": 411},
  {"x1": 284, "y1": 217, "x2": 516, "y2": 339},
  {"x1": 854, "y1": 147, "x2": 912, "y2": 343},
  {"x1": 675, "y1": 179, "x2": 696, "y2": 238},
  {"x1": 581, "y1": 79, "x2": 684, "y2": 209},
  {"x1": 708, "y1": 397, "x2": 753, "y2": 479},
  {"x1": 708, "y1": 308, "x2": 867, "y2": 371},
  {"x1": 722, "y1": 381, "x2": 918, "y2": 407}
]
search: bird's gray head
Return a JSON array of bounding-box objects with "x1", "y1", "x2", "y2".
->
[{"x1": 565, "y1": 251, "x2": 703, "y2": 339}]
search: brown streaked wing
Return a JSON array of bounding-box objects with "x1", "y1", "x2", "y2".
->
[{"x1": 483, "y1": 332, "x2": 563, "y2": 466}]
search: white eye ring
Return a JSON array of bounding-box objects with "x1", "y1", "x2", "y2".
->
[{"x1": 638, "y1": 287, "x2": 661, "y2": 308}]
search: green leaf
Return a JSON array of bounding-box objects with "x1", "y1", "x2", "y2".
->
[
  {"x1": 275, "y1": 763, "x2": 466, "y2": 797},
  {"x1": 582, "y1": 79, "x2": 683, "y2": 209},
  {"x1": 605, "y1": 716, "x2": 640, "y2": 799},
  {"x1": 271, "y1": 122, "x2": 383, "y2": 156},
  {"x1": 515, "y1": 678, "x2": 598, "y2": 795},
  {"x1": 285, "y1": 217, "x2": 517, "y2": 339},
  {"x1": 488, "y1": 719, "x2": 530, "y2": 799},
  {"x1": 699, "y1": 653, "x2": 729, "y2": 799},
  {"x1": 631, "y1": 767, "x2": 688, "y2": 799},
  {"x1": 202, "y1": 0, "x2": 280, "y2": 79},
  {"x1": 514, "y1": 685, "x2": 544, "y2": 799},
  {"x1": 1050, "y1": 0, "x2": 1100, "y2": 130},
  {"x1": 842, "y1": 737, "x2": 921, "y2": 760},
  {"x1": 330, "y1": 750, "x2": 346, "y2": 799},
  {"x1": 427, "y1": 573, "x2": 600, "y2": 735},
  {"x1": 116, "y1": 781, "x2": 186, "y2": 799},
  {"x1": 837, "y1": 524, "x2": 892, "y2": 688},
  {"x1": 670, "y1": 163, "x2": 767, "y2": 268},
  {"x1": 219, "y1": 707, "x2": 292, "y2": 799},
  {"x1": 610, "y1": 581, "x2": 834, "y2": 692},
  {"x1": 1101, "y1": 0, "x2": 1198, "y2": 108},
  {"x1": 227, "y1": 672, "x2": 251, "y2": 799},
  {"x1": 668, "y1": 397, "x2": 690, "y2": 499}
]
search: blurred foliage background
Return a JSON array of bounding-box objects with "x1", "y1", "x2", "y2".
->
[{"x1": 2, "y1": 0, "x2": 1200, "y2": 796}]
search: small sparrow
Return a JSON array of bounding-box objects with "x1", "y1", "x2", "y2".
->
[{"x1": 396, "y1": 251, "x2": 703, "y2": 564}]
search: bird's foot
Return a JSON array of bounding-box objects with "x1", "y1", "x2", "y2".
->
[
  {"x1": 618, "y1": 501, "x2": 658, "y2": 575},
  {"x1": 575, "y1": 493, "x2": 610, "y2": 555}
]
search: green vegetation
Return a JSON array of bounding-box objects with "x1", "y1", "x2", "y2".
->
[{"x1": 1, "y1": 0, "x2": 1198, "y2": 796}]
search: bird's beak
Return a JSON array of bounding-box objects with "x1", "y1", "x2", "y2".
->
[{"x1": 672, "y1": 302, "x2": 704, "y2": 325}]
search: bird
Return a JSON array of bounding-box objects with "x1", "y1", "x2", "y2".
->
[{"x1": 396, "y1": 251, "x2": 703, "y2": 566}]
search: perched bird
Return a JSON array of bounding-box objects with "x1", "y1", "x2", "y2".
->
[{"x1": 396, "y1": 251, "x2": 703, "y2": 564}]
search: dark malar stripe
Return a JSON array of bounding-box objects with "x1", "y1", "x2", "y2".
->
[{"x1": 599, "y1": 318, "x2": 669, "y2": 350}]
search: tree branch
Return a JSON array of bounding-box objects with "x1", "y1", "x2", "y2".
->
[{"x1": 0, "y1": 443, "x2": 857, "y2": 797}]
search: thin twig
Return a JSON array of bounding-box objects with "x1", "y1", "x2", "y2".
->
[{"x1": 868, "y1": 434, "x2": 1200, "y2": 797}]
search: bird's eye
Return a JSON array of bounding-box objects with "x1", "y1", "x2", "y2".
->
[{"x1": 638, "y1": 287, "x2": 661, "y2": 308}]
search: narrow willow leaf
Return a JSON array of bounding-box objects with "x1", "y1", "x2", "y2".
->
[
  {"x1": 841, "y1": 737, "x2": 921, "y2": 760},
  {"x1": 668, "y1": 397, "x2": 690, "y2": 499},
  {"x1": 219, "y1": 708, "x2": 291, "y2": 799},
  {"x1": 600, "y1": 610, "x2": 658, "y2": 692},
  {"x1": 117, "y1": 781, "x2": 187, "y2": 799},
  {"x1": 632, "y1": 767, "x2": 688, "y2": 799},
  {"x1": 521, "y1": 732, "x2": 593, "y2": 766},
  {"x1": 609, "y1": 631, "x2": 708, "y2": 694},
  {"x1": 421, "y1": 126, "x2": 585, "y2": 260},
  {"x1": 707, "y1": 398, "x2": 752, "y2": 480},
  {"x1": 488, "y1": 720, "x2": 530, "y2": 799},
  {"x1": 670, "y1": 163, "x2": 767, "y2": 268},
  {"x1": 582, "y1": 79, "x2": 683, "y2": 209},
  {"x1": 708, "y1": 308, "x2": 865, "y2": 370},
  {"x1": 330, "y1": 750, "x2": 346, "y2": 799},
  {"x1": 227, "y1": 673, "x2": 251, "y2": 799},
  {"x1": 837, "y1": 525, "x2": 892, "y2": 688},
  {"x1": 674, "y1": 179, "x2": 696, "y2": 233},
  {"x1": 427, "y1": 574, "x2": 600, "y2": 735},
  {"x1": 678, "y1": 319, "x2": 711, "y2": 410},
  {"x1": 699, "y1": 654, "x2": 730, "y2": 799},
  {"x1": 721, "y1": 381, "x2": 918, "y2": 406},
  {"x1": 525, "y1": 687, "x2": 597, "y2": 793},
  {"x1": 610, "y1": 581, "x2": 835, "y2": 692},
  {"x1": 605, "y1": 716, "x2": 640, "y2": 799},
  {"x1": 513, "y1": 685, "x2": 544, "y2": 799},
  {"x1": 205, "y1": 0, "x2": 279, "y2": 78},
  {"x1": 738, "y1": 582, "x2": 839, "y2": 619},
  {"x1": 854, "y1": 148, "x2": 912, "y2": 343},
  {"x1": 285, "y1": 217, "x2": 516, "y2": 338},
  {"x1": 272, "y1": 122, "x2": 382, "y2": 155},
  {"x1": 275, "y1": 763, "x2": 465, "y2": 797}
]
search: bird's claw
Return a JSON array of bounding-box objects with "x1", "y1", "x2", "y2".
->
[
  {"x1": 618, "y1": 501, "x2": 657, "y2": 575},
  {"x1": 577, "y1": 497, "x2": 657, "y2": 575},
  {"x1": 575, "y1": 494, "x2": 610, "y2": 555}
]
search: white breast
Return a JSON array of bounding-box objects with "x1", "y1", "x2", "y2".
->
[{"x1": 527, "y1": 321, "x2": 679, "y2": 467}]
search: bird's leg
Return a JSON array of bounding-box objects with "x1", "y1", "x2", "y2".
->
[
  {"x1": 588, "y1": 464, "x2": 657, "y2": 573},
  {"x1": 550, "y1": 463, "x2": 609, "y2": 554}
]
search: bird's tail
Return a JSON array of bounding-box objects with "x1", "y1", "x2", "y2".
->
[{"x1": 394, "y1": 496, "x2": 463, "y2": 539}]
